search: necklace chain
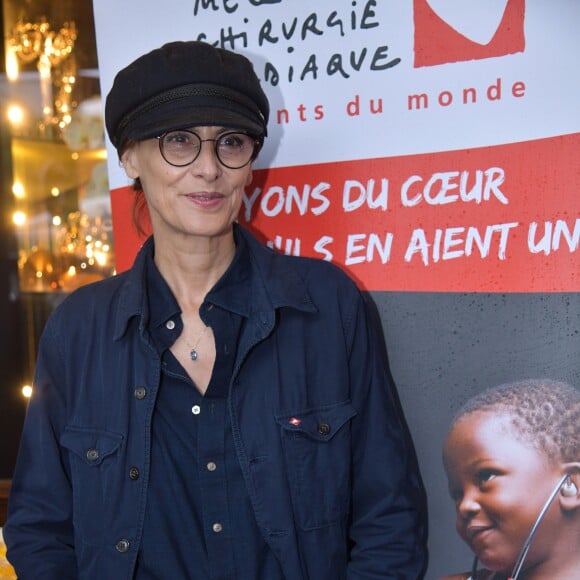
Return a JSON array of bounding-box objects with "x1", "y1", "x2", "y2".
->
[{"x1": 189, "y1": 325, "x2": 208, "y2": 361}]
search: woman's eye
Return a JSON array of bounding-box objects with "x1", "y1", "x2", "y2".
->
[
  {"x1": 166, "y1": 132, "x2": 194, "y2": 145},
  {"x1": 219, "y1": 134, "x2": 245, "y2": 149},
  {"x1": 163, "y1": 131, "x2": 199, "y2": 148}
]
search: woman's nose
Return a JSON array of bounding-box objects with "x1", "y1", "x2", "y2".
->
[{"x1": 190, "y1": 140, "x2": 222, "y2": 179}]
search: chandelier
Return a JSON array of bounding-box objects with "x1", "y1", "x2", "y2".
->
[{"x1": 7, "y1": 18, "x2": 78, "y2": 132}]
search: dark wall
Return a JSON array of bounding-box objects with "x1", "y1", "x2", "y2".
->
[
  {"x1": 0, "y1": 113, "x2": 27, "y2": 478},
  {"x1": 0, "y1": 2, "x2": 26, "y2": 478}
]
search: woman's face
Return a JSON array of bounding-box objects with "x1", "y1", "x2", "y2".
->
[
  {"x1": 121, "y1": 126, "x2": 253, "y2": 242},
  {"x1": 443, "y1": 411, "x2": 563, "y2": 575}
]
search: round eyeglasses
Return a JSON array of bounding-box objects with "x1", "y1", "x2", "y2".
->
[{"x1": 156, "y1": 130, "x2": 262, "y2": 169}]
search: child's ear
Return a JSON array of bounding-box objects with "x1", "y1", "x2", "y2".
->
[{"x1": 558, "y1": 463, "x2": 580, "y2": 512}]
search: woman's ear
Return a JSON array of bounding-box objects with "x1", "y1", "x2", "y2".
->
[
  {"x1": 559, "y1": 463, "x2": 580, "y2": 511},
  {"x1": 120, "y1": 146, "x2": 140, "y2": 180}
]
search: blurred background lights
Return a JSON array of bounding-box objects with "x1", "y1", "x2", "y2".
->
[
  {"x1": 12, "y1": 182, "x2": 25, "y2": 199},
  {"x1": 6, "y1": 103, "x2": 25, "y2": 125},
  {"x1": 22, "y1": 385, "x2": 33, "y2": 398},
  {"x1": 12, "y1": 210, "x2": 27, "y2": 226},
  {"x1": 5, "y1": 45, "x2": 19, "y2": 80}
]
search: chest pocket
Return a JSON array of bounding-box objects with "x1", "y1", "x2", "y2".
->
[
  {"x1": 60, "y1": 426, "x2": 124, "y2": 545},
  {"x1": 276, "y1": 400, "x2": 357, "y2": 530}
]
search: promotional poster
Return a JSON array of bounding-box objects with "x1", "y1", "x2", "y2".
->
[{"x1": 93, "y1": 1, "x2": 579, "y2": 576}]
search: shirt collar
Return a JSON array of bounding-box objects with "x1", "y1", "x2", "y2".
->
[
  {"x1": 206, "y1": 225, "x2": 251, "y2": 317},
  {"x1": 145, "y1": 227, "x2": 252, "y2": 333},
  {"x1": 144, "y1": 248, "x2": 181, "y2": 333},
  {"x1": 114, "y1": 225, "x2": 316, "y2": 341}
]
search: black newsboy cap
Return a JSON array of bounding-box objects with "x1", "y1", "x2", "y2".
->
[{"x1": 105, "y1": 41, "x2": 269, "y2": 151}]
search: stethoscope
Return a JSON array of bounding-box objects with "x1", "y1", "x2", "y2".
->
[{"x1": 469, "y1": 472, "x2": 570, "y2": 580}]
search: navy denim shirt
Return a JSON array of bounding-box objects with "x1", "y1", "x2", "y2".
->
[
  {"x1": 5, "y1": 224, "x2": 427, "y2": 579},
  {"x1": 136, "y1": 237, "x2": 284, "y2": 578}
]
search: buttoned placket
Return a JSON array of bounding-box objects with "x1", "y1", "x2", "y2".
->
[
  {"x1": 100, "y1": 230, "x2": 290, "y2": 579},
  {"x1": 193, "y1": 303, "x2": 236, "y2": 579},
  {"x1": 197, "y1": 395, "x2": 235, "y2": 560},
  {"x1": 144, "y1": 249, "x2": 261, "y2": 578}
]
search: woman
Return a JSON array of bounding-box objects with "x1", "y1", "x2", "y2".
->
[{"x1": 5, "y1": 41, "x2": 427, "y2": 579}]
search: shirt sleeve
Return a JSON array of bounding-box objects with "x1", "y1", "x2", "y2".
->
[
  {"x1": 346, "y1": 291, "x2": 428, "y2": 579},
  {"x1": 3, "y1": 313, "x2": 78, "y2": 579}
]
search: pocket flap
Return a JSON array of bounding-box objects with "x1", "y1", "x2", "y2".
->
[
  {"x1": 276, "y1": 400, "x2": 357, "y2": 442},
  {"x1": 60, "y1": 426, "x2": 124, "y2": 466}
]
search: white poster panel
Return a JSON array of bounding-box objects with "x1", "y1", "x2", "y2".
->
[{"x1": 93, "y1": 1, "x2": 580, "y2": 577}]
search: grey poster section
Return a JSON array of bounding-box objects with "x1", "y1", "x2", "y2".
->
[{"x1": 369, "y1": 291, "x2": 580, "y2": 579}]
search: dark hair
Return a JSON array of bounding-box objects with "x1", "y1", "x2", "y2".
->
[
  {"x1": 118, "y1": 139, "x2": 150, "y2": 238},
  {"x1": 130, "y1": 181, "x2": 150, "y2": 238},
  {"x1": 452, "y1": 379, "x2": 579, "y2": 463}
]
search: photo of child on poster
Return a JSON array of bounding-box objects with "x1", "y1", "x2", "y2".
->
[{"x1": 441, "y1": 379, "x2": 579, "y2": 579}]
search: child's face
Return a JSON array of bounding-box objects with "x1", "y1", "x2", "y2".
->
[{"x1": 443, "y1": 410, "x2": 563, "y2": 575}]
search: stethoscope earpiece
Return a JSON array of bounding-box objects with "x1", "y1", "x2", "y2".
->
[{"x1": 560, "y1": 476, "x2": 577, "y2": 497}]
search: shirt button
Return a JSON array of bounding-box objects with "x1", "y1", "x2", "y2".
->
[
  {"x1": 165, "y1": 320, "x2": 176, "y2": 330},
  {"x1": 191, "y1": 405, "x2": 201, "y2": 415},
  {"x1": 115, "y1": 539, "x2": 130, "y2": 553},
  {"x1": 206, "y1": 461, "x2": 217, "y2": 472},
  {"x1": 212, "y1": 523, "x2": 222, "y2": 533},
  {"x1": 86, "y1": 448, "x2": 99, "y2": 462},
  {"x1": 317, "y1": 422, "x2": 331, "y2": 436},
  {"x1": 129, "y1": 466, "x2": 140, "y2": 480},
  {"x1": 134, "y1": 386, "x2": 147, "y2": 400}
]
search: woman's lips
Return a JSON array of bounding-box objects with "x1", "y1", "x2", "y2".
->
[{"x1": 186, "y1": 192, "x2": 225, "y2": 208}]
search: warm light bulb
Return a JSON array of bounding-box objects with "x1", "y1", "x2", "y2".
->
[
  {"x1": 13, "y1": 210, "x2": 27, "y2": 226},
  {"x1": 22, "y1": 385, "x2": 33, "y2": 398},
  {"x1": 7, "y1": 103, "x2": 25, "y2": 125},
  {"x1": 12, "y1": 182, "x2": 25, "y2": 199},
  {"x1": 6, "y1": 46, "x2": 19, "y2": 81},
  {"x1": 51, "y1": 187, "x2": 60, "y2": 197},
  {"x1": 95, "y1": 251, "x2": 108, "y2": 267}
]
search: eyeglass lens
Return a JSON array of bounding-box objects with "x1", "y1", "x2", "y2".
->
[{"x1": 159, "y1": 130, "x2": 258, "y2": 169}]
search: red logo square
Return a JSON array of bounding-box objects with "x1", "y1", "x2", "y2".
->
[{"x1": 413, "y1": 0, "x2": 526, "y2": 67}]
